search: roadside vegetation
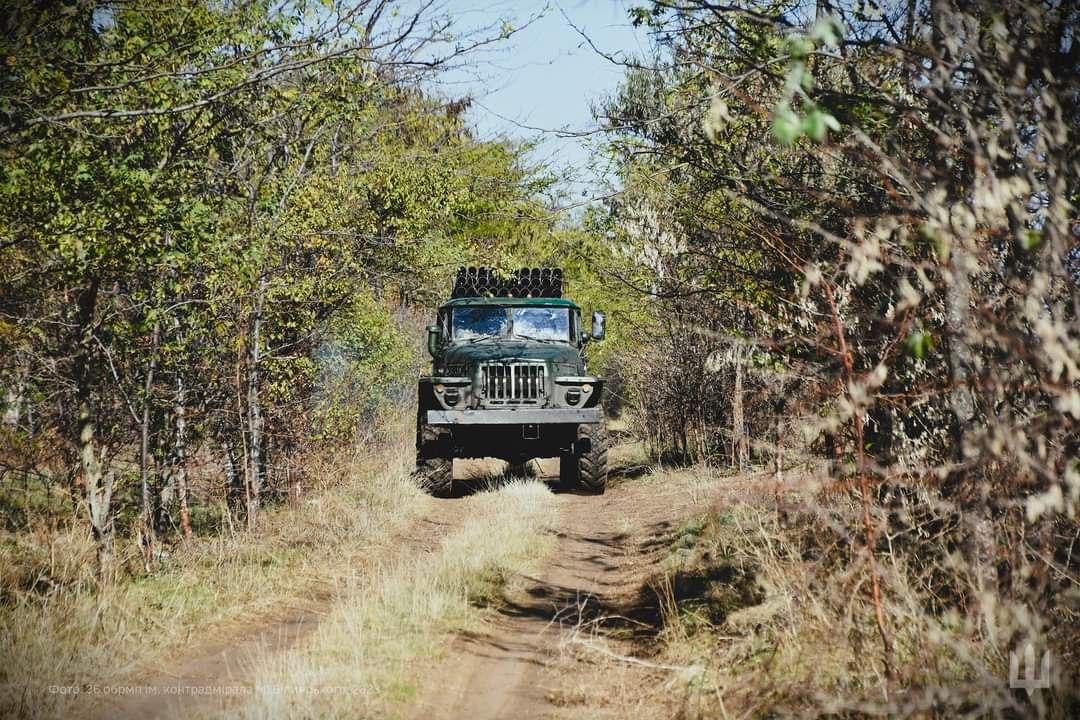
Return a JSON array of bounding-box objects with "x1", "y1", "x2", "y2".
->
[
  {"x1": 1, "y1": 4, "x2": 565, "y2": 713},
  {"x1": 568, "y1": 1, "x2": 1079, "y2": 716},
  {"x1": 2, "y1": 426, "x2": 421, "y2": 718},
  {"x1": 0, "y1": 0, "x2": 559, "y2": 583},
  {"x1": 648, "y1": 484, "x2": 1079, "y2": 717}
]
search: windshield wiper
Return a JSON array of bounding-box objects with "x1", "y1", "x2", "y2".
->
[
  {"x1": 514, "y1": 334, "x2": 560, "y2": 344},
  {"x1": 466, "y1": 334, "x2": 501, "y2": 344}
]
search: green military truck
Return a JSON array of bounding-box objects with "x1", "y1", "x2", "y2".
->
[{"x1": 414, "y1": 267, "x2": 608, "y2": 497}]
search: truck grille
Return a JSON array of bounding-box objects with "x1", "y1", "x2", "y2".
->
[{"x1": 480, "y1": 362, "x2": 545, "y2": 405}]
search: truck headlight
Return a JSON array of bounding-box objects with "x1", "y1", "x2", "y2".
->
[{"x1": 565, "y1": 388, "x2": 581, "y2": 405}]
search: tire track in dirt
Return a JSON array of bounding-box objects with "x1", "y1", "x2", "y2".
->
[
  {"x1": 81, "y1": 496, "x2": 473, "y2": 720},
  {"x1": 417, "y1": 457, "x2": 732, "y2": 720}
]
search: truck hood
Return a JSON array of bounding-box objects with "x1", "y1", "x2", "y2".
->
[{"x1": 442, "y1": 339, "x2": 583, "y2": 370}]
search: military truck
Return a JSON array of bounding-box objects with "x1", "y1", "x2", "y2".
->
[{"x1": 414, "y1": 267, "x2": 608, "y2": 497}]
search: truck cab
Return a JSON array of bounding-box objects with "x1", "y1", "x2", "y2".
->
[{"x1": 414, "y1": 269, "x2": 609, "y2": 496}]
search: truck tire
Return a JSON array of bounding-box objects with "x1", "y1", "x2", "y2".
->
[
  {"x1": 415, "y1": 456, "x2": 452, "y2": 497},
  {"x1": 414, "y1": 422, "x2": 453, "y2": 497},
  {"x1": 560, "y1": 423, "x2": 608, "y2": 494}
]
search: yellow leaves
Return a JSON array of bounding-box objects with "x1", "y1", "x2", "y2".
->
[
  {"x1": 846, "y1": 219, "x2": 887, "y2": 285},
  {"x1": 702, "y1": 95, "x2": 732, "y2": 142},
  {"x1": 1026, "y1": 483, "x2": 1066, "y2": 522}
]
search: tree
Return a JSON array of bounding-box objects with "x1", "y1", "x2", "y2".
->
[
  {"x1": 597, "y1": 0, "x2": 1078, "y2": 682},
  {"x1": 0, "y1": 0, "x2": 545, "y2": 574}
]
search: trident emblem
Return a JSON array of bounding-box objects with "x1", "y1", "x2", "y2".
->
[{"x1": 1009, "y1": 642, "x2": 1051, "y2": 694}]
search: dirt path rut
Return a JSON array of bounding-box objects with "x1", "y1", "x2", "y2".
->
[
  {"x1": 419, "y1": 459, "x2": 724, "y2": 720},
  {"x1": 84, "y1": 501, "x2": 473, "y2": 720}
]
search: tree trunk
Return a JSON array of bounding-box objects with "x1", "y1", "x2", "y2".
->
[
  {"x1": 774, "y1": 410, "x2": 784, "y2": 487},
  {"x1": 945, "y1": 256, "x2": 996, "y2": 609},
  {"x1": 222, "y1": 438, "x2": 245, "y2": 510},
  {"x1": 946, "y1": 252, "x2": 977, "y2": 457},
  {"x1": 934, "y1": 0, "x2": 996, "y2": 609},
  {"x1": 173, "y1": 374, "x2": 192, "y2": 541},
  {"x1": 74, "y1": 279, "x2": 113, "y2": 580},
  {"x1": 139, "y1": 321, "x2": 161, "y2": 569},
  {"x1": 773, "y1": 380, "x2": 786, "y2": 489},
  {"x1": 153, "y1": 407, "x2": 175, "y2": 534},
  {"x1": 288, "y1": 454, "x2": 302, "y2": 508},
  {"x1": 929, "y1": 0, "x2": 994, "y2": 571},
  {"x1": 246, "y1": 272, "x2": 268, "y2": 521},
  {"x1": 3, "y1": 360, "x2": 25, "y2": 428},
  {"x1": 773, "y1": 389, "x2": 788, "y2": 525},
  {"x1": 732, "y1": 344, "x2": 749, "y2": 472},
  {"x1": 80, "y1": 402, "x2": 114, "y2": 577}
]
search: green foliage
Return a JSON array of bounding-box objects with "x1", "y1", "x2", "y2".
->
[
  {"x1": 769, "y1": 17, "x2": 844, "y2": 145},
  {"x1": 595, "y1": 0, "x2": 1079, "y2": 492},
  {"x1": 905, "y1": 328, "x2": 933, "y2": 360},
  {"x1": 0, "y1": 0, "x2": 550, "y2": 548}
]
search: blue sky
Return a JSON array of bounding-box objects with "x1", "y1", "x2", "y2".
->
[{"x1": 432, "y1": 1, "x2": 652, "y2": 200}]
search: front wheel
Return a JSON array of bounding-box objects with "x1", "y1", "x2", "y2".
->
[
  {"x1": 414, "y1": 456, "x2": 452, "y2": 497},
  {"x1": 414, "y1": 421, "x2": 453, "y2": 497},
  {"x1": 560, "y1": 423, "x2": 609, "y2": 494}
]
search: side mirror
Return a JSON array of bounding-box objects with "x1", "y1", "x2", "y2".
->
[
  {"x1": 590, "y1": 311, "x2": 606, "y2": 342},
  {"x1": 426, "y1": 325, "x2": 440, "y2": 356}
]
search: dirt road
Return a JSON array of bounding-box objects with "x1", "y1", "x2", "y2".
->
[
  {"x1": 84, "y1": 452, "x2": 728, "y2": 720},
  {"x1": 418, "y1": 456, "x2": 729, "y2": 720},
  {"x1": 83, "y1": 499, "x2": 472, "y2": 720}
]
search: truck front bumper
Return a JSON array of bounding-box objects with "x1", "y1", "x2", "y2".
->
[{"x1": 427, "y1": 408, "x2": 601, "y2": 425}]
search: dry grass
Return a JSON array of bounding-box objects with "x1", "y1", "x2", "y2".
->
[
  {"x1": 646, "y1": 486, "x2": 1080, "y2": 718},
  {"x1": 223, "y1": 479, "x2": 558, "y2": 719},
  {"x1": 0, "y1": 442, "x2": 423, "y2": 720},
  {"x1": 531, "y1": 463, "x2": 1076, "y2": 720}
]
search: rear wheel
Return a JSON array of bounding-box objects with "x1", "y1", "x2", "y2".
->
[
  {"x1": 560, "y1": 423, "x2": 609, "y2": 494},
  {"x1": 414, "y1": 421, "x2": 453, "y2": 497}
]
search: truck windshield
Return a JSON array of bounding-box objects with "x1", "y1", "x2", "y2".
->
[
  {"x1": 452, "y1": 307, "x2": 508, "y2": 339},
  {"x1": 512, "y1": 307, "x2": 570, "y2": 341},
  {"x1": 451, "y1": 306, "x2": 571, "y2": 341}
]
